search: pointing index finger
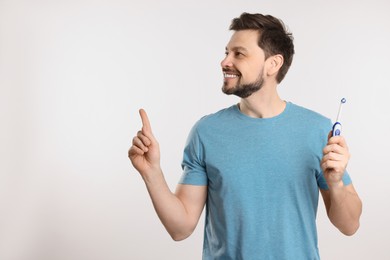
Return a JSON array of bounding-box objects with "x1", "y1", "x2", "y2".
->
[{"x1": 139, "y1": 109, "x2": 152, "y2": 134}]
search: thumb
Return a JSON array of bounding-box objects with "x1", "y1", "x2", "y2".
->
[{"x1": 327, "y1": 130, "x2": 332, "y2": 141}]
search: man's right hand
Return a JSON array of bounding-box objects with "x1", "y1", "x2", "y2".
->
[
  {"x1": 128, "y1": 109, "x2": 207, "y2": 241},
  {"x1": 128, "y1": 109, "x2": 161, "y2": 177}
]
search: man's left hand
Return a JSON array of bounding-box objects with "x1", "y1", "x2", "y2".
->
[{"x1": 321, "y1": 132, "x2": 351, "y2": 188}]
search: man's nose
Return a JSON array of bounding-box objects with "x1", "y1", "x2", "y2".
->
[{"x1": 220, "y1": 55, "x2": 233, "y2": 68}]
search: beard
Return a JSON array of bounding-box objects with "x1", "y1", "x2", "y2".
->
[{"x1": 222, "y1": 72, "x2": 264, "y2": 98}]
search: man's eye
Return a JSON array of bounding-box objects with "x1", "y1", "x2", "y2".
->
[{"x1": 224, "y1": 51, "x2": 244, "y2": 57}]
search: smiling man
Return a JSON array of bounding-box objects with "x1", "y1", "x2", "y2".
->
[
  {"x1": 222, "y1": 31, "x2": 267, "y2": 98},
  {"x1": 129, "y1": 13, "x2": 362, "y2": 259}
]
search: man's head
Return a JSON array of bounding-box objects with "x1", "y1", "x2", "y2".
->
[
  {"x1": 230, "y1": 13, "x2": 294, "y2": 83},
  {"x1": 221, "y1": 13, "x2": 294, "y2": 98}
]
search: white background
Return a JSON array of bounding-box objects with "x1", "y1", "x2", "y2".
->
[{"x1": 1, "y1": 0, "x2": 389, "y2": 259}]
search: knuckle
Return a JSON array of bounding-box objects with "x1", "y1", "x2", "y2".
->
[{"x1": 322, "y1": 161, "x2": 329, "y2": 168}]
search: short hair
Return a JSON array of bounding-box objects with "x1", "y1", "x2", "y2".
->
[{"x1": 230, "y1": 13, "x2": 295, "y2": 83}]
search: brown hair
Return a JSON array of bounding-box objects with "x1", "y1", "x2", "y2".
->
[{"x1": 230, "y1": 13, "x2": 295, "y2": 83}]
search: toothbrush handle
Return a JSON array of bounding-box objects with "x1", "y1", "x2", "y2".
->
[{"x1": 332, "y1": 122, "x2": 342, "y2": 136}]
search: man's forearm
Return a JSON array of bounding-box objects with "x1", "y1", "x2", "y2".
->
[
  {"x1": 142, "y1": 169, "x2": 196, "y2": 241},
  {"x1": 328, "y1": 183, "x2": 362, "y2": 236}
]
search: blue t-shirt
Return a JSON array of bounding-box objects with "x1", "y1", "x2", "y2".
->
[{"x1": 180, "y1": 102, "x2": 351, "y2": 260}]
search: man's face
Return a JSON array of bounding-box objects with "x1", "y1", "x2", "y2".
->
[{"x1": 221, "y1": 30, "x2": 266, "y2": 98}]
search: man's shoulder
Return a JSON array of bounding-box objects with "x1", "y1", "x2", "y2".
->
[
  {"x1": 288, "y1": 102, "x2": 331, "y2": 125},
  {"x1": 194, "y1": 105, "x2": 237, "y2": 128}
]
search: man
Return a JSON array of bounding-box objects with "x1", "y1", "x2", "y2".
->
[{"x1": 128, "y1": 13, "x2": 362, "y2": 259}]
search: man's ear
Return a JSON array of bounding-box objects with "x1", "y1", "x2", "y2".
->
[{"x1": 266, "y1": 54, "x2": 284, "y2": 77}]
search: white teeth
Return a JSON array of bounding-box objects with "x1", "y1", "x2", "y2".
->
[{"x1": 224, "y1": 73, "x2": 239, "y2": 78}]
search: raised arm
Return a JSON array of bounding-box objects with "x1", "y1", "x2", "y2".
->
[
  {"x1": 320, "y1": 133, "x2": 362, "y2": 236},
  {"x1": 128, "y1": 109, "x2": 207, "y2": 240}
]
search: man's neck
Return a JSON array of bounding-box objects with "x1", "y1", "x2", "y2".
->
[{"x1": 238, "y1": 89, "x2": 286, "y2": 119}]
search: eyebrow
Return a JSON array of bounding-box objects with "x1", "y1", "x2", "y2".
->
[{"x1": 225, "y1": 46, "x2": 248, "y2": 53}]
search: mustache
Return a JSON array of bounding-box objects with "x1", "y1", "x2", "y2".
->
[{"x1": 222, "y1": 68, "x2": 241, "y2": 74}]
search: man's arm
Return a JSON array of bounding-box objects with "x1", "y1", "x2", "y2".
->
[
  {"x1": 128, "y1": 109, "x2": 207, "y2": 241},
  {"x1": 320, "y1": 184, "x2": 362, "y2": 235},
  {"x1": 143, "y1": 173, "x2": 207, "y2": 241},
  {"x1": 320, "y1": 134, "x2": 362, "y2": 235}
]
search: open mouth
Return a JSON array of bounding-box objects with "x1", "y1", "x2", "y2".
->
[
  {"x1": 224, "y1": 73, "x2": 239, "y2": 78},
  {"x1": 223, "y1": 70, "x2": 241, "y2": 79}
]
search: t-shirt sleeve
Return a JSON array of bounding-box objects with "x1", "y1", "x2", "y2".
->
[
  {"x1": 179, "y1": 125, "x2": 208, "y2": 186},
  {"x1": 317, "y1": 170, "x2": 352, "y2": 190}
]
